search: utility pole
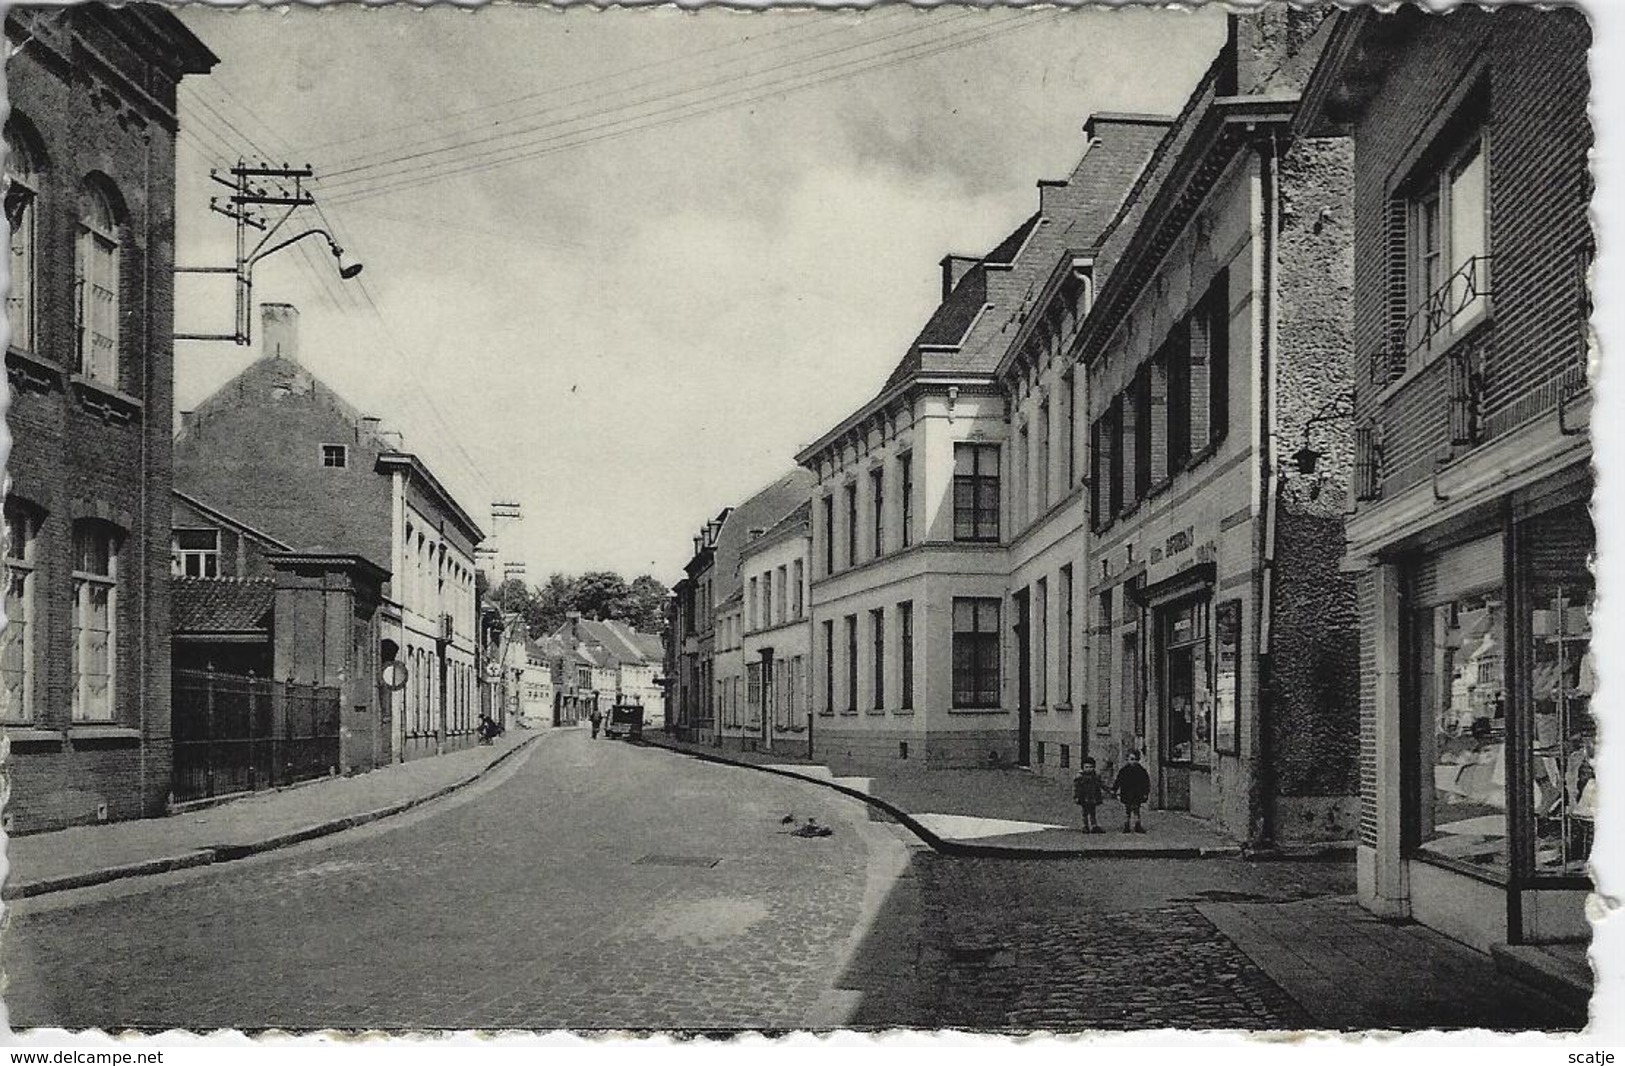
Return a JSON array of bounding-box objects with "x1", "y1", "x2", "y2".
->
[{"x1": 175, "y1": 161, "x2": 360, "y2": 346}]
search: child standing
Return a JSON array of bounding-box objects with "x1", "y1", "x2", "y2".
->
[
  {"x1": 1112, "y1": 750, "x2": 1151, "y2": 834},
  {"x1": 1072, "y1": 758, "x2": 1105, "y2": 833}
]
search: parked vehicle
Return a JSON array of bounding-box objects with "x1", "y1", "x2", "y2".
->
[{"x1": 605, "y1": 702, "x2": 645, "y2": 741}]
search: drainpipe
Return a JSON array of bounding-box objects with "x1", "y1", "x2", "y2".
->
[
  {"x1": 140, "y1": 127, "x2": 154, "y2": 814},
  {"x1": 1253, "y1": 133, "x2": 1283, "y2": 851}
]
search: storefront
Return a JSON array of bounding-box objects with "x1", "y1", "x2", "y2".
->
[{"x1": 1378, "y1": 484, "x2": 1593, "y2": 948}]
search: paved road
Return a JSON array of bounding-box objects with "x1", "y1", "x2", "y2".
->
[
  {"x1": 3, "y1": 734, "x2": 1582, "y2": 1034},
  {"x1": 3, "y1": 731, "x2": 896, "y2": 1032}
]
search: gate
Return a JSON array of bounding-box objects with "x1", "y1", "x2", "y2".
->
[{"x1": 172, "y1": 668, "x2": 342, "y2": 803}]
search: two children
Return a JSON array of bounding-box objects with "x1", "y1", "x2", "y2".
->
[{"x1": 1073, "y1": 750, "x2": 1152, "y2": 834}]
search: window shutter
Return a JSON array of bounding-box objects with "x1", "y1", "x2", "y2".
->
[{"x1": 1377, "y1": 197, "x2": 1409, "y2": 384}]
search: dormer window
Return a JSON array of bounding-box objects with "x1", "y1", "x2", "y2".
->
[{"x1": 321, "y1": 444, "x2": 348, "y2": 468}]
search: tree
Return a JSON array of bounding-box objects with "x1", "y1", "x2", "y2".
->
[
  {"x1": 626, "y1": 574, "x2": 671, "y2": 633},
  {"x1": 573, "y1": 571, "x2": 635, "y2": 623}
]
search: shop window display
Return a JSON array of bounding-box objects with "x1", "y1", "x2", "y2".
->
[
  {"x1": 1416, "y1": 587, "x2": 1507, "y2": 871},
  {"x1": 1162, "y1": 599, "x2": 1210, "y2": 768},
  {"x1": 1523, "y1": 502, "x2": 1594, "y2": 877}
]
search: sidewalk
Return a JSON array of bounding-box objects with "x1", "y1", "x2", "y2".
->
[
  {"x1": 3, "y1": 727, "x2": 553, "y2": 899},
  {"x1": 646, "y1": 735, "x2": 1238, "y2": 858},
  {"x1": 1198, "y1": 894, "x2": 1586, "y2": 1030}
]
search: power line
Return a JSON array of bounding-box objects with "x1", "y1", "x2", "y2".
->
[
  {"x1": 322, "y1": 10, "x2": 1064, "y2": 208},
  {"x1": 316, "y1": 8, "x2": 975, "y2": 188},
  {"x1": 301, "y1": 9, "x2": 865, "y2": 159}
]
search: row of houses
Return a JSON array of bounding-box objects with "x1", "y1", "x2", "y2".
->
[
  {"x1": 667, "y1": 6, "x2": 1593, "y2": 958},
  {"x1": 1, "y1": 4, "x2": 667, "y2": 834},
  {"x1": 496, "y1": 613, "x2": 666, "y2": 730}
]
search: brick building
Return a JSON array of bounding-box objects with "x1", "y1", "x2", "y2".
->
[
  {"x1": 172, "y1": 303, "x2": 485, "y2": 767},
  {"x1": 1075, "y1": 10, "x2": 1358, "y2": 845},
  {"x1": 3, "y1": 5, "x2": 216, "y2": 833},
  {"x1": 1297, "y1": 6, "x2": 1593, "y2": 950}
]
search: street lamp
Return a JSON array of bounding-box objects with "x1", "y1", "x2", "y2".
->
[{"x1": 174, "y1": 162, "x2": 363, "y2": 346}]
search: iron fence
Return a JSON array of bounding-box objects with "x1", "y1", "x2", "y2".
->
[{"x1": 172, "y1": 668, "x2": 341, "y2": 803}]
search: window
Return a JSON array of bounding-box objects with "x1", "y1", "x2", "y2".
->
[
  {"x1": 871, "y1": 608, "x2": 885, "y2": 710},
  {"x1": 1400, "y1": 112, "x2": 1489, "y2": 368},
  {"x1": 792, "y1": 560, "x2": 804, "y2": 618},
  {"x1": 776, "y1": 566, "x2": 787, "y2": 625},
  {"x1": 1520, "y1": 501, "x2": 1594, "y2": 878},
  {"x1": 845, "y1": 614, "x2": 858, "y2": 713},
  {"x1": 1060, "y1": 565, "x2": 1074, "y2": 705},
  {"x1": 752, "y1": 576, "x2": 762, "y2": 631},
  {"x1": 1037, "y1": 400, "x2": 1051, "y2": 511},
  {"x1": 870, "y1": 467, "x2": 884, "y2": 559},
  {"x1": 1097, "y1": 398, "x2": 1124, "y2": 522},
  {"x1": 899, "y1": 453, "x2": 914, "y2": 548},
  {"x1": 1166, "y1": 325, "x2": 1192, "y2": 473},
  {"x1": 321, "y1": 444, "x2": 348, "y2": 468},
  {"x1": 845, "y1": 483, "x2": 858, "y2": 568},
  {"x1": 952, "y1": 598, "x2": 1001, "y2": 708},
  {"x1": 72, "y1": 521, "x2": 121, "y2": 722},
  {"x1": 1095, "y1": 591, "x2": 1114, "y2": 733},
  {"x1": 953, "y1": 443, "x2": 1001, "y2": 542},
  {"x1": 822, "y1": 495, "x2": 835, "y2": 576},
  {"x1": 1414, "y1": 552, "x2": 1506, "y2": 873},
  {"x1": 1015, "y1": 424, "x2": 1029, "y2": 529},
  {"x1": 746, "y1": 662, "x2": 762, "y2": 725},
  {"x1": 899, "y1": 601, "x2": 914, "y2": 709},
  {"x1": 1132, "y1": 368, "x2": 1153, "y2": 500},
  {"x1": 823, "y1": 619, "x2": 835, "y2": 714},
  {"x1": 1061, "y1": 370, "x2": 1076, "y2": 488},
  {"x1": 5, "y1": 125, "x2": 41, "y2": 354},
  {"x1": 3, "y1": 502, "x2": 39, "y2": 722},
  {"x1": 1191, "y1": 274, "x2": 1228, "y2": 451},
  {"x1": 173, "y1": 528, "x2": 221, "y2": 578},
  {"x1": 76, "y1": 182, "x2": 121, "y2": 386}
]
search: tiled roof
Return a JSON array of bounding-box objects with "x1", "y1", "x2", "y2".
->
[
  {"x1": 709, "y1": 469, "x2": 816, "y2": 605},
  {"x1": 171, "y1": 577, "x2": 274, "y2": 634}
]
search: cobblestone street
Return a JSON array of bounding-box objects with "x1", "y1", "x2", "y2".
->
[
  {"x1": 838, "y1": 852, "x2": 1583, "y2": 1032},
  {"x1": 3, "y1": 737, "x2": 1585, "y2": 1034},
  {"x1": 3, "y1": 733, "x2": 888, "y2": 1032}
]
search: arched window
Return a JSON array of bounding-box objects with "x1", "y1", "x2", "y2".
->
[
  {"x1": 76, "y1": 180, "x2": 122, "y2": 385},
  {"x1": 72, "y1": 519, "x2": 123, "y2": 722},
  {"x1": 5, "y1": 123, "x2": 44, "y2": 355}
]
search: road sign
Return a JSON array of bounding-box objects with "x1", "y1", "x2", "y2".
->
[{"x1": 381, "y1": 661, "x2": 409, "y2": 692}]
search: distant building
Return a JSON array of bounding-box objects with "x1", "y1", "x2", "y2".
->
[
  {"x1": 734, "y1": 501, "x2": 812, "y2": 754},
  {"x1": 1298, "y1": 5, "x2": 1593, "y2": 950},
  {"x1": 2, "y1": 5, "x2": 216, "y2": 833},
  {"x1": 172, "y1": 304, "x2": 485, "y2": 766},
  {"x1": 548, "y1": 614, "x2": 666, "y2": 723}
]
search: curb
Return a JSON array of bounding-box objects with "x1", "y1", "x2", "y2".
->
[
  {"x1": 1490, "y1": 944, "x2": 1594, "y2": 1013},
  {"x1": 643, "y1": 737, "x2": 1244, "y2": 861},
  {"x1": 3, "y1": 733, "x2": 544, "y2": 901}
]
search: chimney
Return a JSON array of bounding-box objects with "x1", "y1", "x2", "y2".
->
[
  {"x1": 748, "y1": 527, "x2": 766, "y2": 541},
  {"x1": 360, "y1": 416, "x2": 382, "y2": 443},
  {"x1": 178, "y1": 410, "x2": 195, "y2": 433},
  {"x1": 1037, "y1": 179, "x2": 1068, "y2": 219},
  {"x1": 262, "y1": 303, "x2": 300, "y2": 362},
  {"x1": 940, "y1": 255, "x2": 979, "y2": 302},
  {"x1": 1229, "y1": 7, "x2": 1334, "y2": 96}
]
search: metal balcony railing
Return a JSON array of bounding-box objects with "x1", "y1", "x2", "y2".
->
[{"x1": 1372, "y1": 255, "x2": 1494, "y2": 385}]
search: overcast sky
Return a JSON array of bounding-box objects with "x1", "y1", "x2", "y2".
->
[{"x1": 171, "y1": 4, "x2": 1226, "y2": 586}]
